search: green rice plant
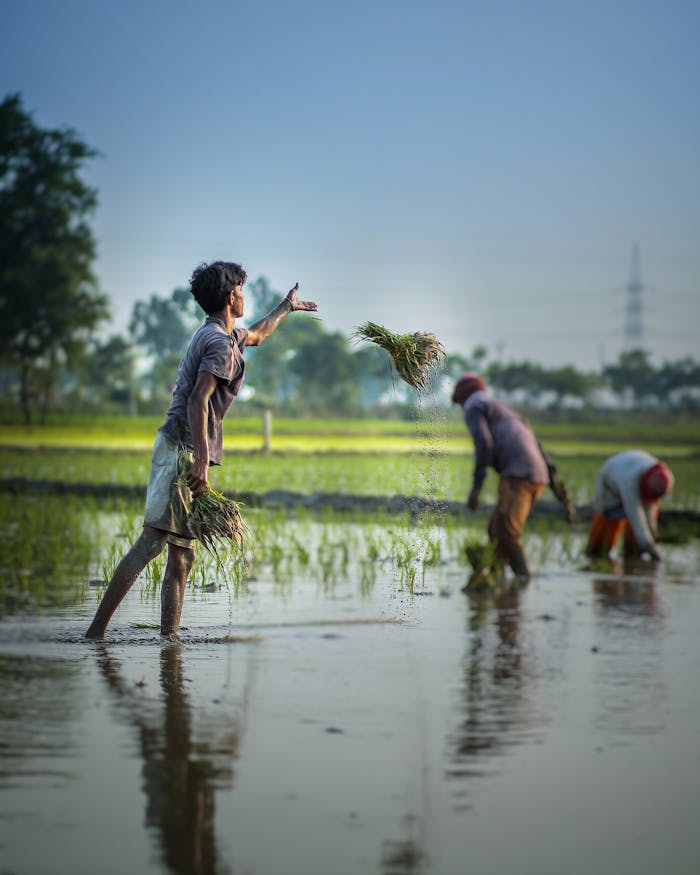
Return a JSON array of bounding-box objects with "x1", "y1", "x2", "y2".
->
[
  {"x1": 462, "y1": 536, "x2": 499, "y2": 572},
  {"x1": 189, "y1": 552, "x2": 209, "y2": 588},
  {"x1": 460, "y1": 536, "x2": 503, "y2": 591},
  {"x1": 337, "y1": 539, "x2": 350, "y2": 576},
  {"x1": 268, "y1": 542, "x2": 287, "y2": 584},
  {"x1": 0, "y1": 493, "x2": 102, "y2": 614},
  {"x1": 142, "y1": 550, "x2": 166, "y2": 591},
  {"x1": 391, "y1": 533, "x2": 421, "y2": 593},
  {"x1": 226, "y1": 549, "x2": 252, "y2": 593},
  {"x1": 316, "y1": 532, "x2": 342, "y2": 588},
  {"x1": 292, "y1": 536, "x2": 311, "y2": 567},
  {"x1": 357, "y1": 528, "x2": 388, "y2": 595},
  {"x1": 419, "y1": 532, "x2": 443, "y2": 586},
  {"x1": 352, "y1": 321, "x2": 446, "y2": 391},
  {"x1": 7, "y1": 442, "x2": 699, "y2": 510},
  {"x1": 101, "y1": 540, "x2": 123, "y2": 584}
]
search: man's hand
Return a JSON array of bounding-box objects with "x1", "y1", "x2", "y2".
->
[
  {"x1": 285, "y1": 282, "x2": 318, "y2": 313},
  {"x1": 187, "y1": 458, "x2": 209, "y2": 497},
  {"x1": 467, "y1": 488, "x2": 480, "y2": 511},
  {"x1": 647, "y1": 545, "x2": 662, "y2": 562}
]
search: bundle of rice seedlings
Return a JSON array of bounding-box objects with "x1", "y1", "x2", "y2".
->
[
  {"x1": 179, "y1": 454, "x2": 252, "y2": 559},
  {"x1": 352, "y1": 321, "x2": 445, "y2": 391},
  {"x1": 187, "y1": 485, "x2": 252, "y2": 558},
  {"x1": 461, "y1": 537, "x2": 503, "y2": 591}
]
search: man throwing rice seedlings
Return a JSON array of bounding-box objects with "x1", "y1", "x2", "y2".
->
[
  {"x1": 85, "y1": 262, "x2": 317, "y2": 638},
  {"x1": 452, "y1": 372, "x2": 572, "y2": 581}
]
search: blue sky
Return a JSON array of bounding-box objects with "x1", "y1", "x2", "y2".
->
[{"x1": 3, "y1": 0, "x2": 699, "y2": 367}]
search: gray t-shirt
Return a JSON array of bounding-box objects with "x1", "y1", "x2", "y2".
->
[
  {"x1": 593, "y1": 449, "x2": 658, "y2": 551},
  {"x1": 160, "y1": 318, "x2": 248, "y2": 465}
]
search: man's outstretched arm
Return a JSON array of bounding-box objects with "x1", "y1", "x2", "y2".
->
[{"x1": 246, "y1": 283, "x2": 318, "y2": 347}]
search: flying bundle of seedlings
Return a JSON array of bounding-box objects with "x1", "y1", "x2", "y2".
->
[
  {"x1": 179, "y1": 455, "x2": 252, "y2": 561},
  {"x1": 352, "y1": 321, "x2": 446, "y2": 391}
]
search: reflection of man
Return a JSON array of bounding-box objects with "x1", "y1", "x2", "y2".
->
[
  {"x1": 450, "y1": 587, "x2": 534, "y2": 765},
  {"x1": 586, "y1": 450, "x2": 674, "y2": 562},
  {"x1": 98, "y1": 645, "x2": 238, "y2": 875},
  {"x1": 593, "y1": 573, "x2": 658, "y2": 616}
]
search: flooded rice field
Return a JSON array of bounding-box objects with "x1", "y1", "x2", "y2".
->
[{"x1": 1, "y1": 496, "x2": 700, "y2": 874}]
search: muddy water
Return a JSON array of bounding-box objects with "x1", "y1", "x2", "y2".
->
[{"x1": 1, "y1": 539, "x2": 699, "y2": 875}]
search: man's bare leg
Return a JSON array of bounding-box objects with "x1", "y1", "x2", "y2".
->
[
  {"x1": 85, "y1": 527, "x2": 167, "y2": 639},
  {"x1": 160, "y1": 543, "x2": 195, "y2": 636}
]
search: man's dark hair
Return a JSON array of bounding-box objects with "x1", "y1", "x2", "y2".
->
[{"x1": 189, "y1": 261, "x2": 247, "y2": 313}]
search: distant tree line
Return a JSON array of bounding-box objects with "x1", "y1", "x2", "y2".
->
[{"x1": 2, "y1": 93, "x2": 699, "y2": 423}]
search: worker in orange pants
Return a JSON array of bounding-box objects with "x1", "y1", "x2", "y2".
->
[{"x1": 586, "y1": 450, "x2": 674, "y2": 561}]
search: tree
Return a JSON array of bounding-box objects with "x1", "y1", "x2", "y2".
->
[
  {"x1": 602, "y1": 349, "x2": 656, "y2": 407},
  {"x1": 540, "y1": 365, "x2": 598, "y2": 409},
  {"x1": 288, "y1": 329, "x2": 361, "y2": 414},
  {"x1": 0, "y1": 94, "x2": 109, "y2": 423},
  {"x1": 79, "y1": 334, "x2": 136, "y2": 409},
  {"x1": 487, "y1": 359, "x2": 546, "y2": 405},
  {"x1": 352, "y1": 344, "x2": 395, "y2": 404},
  {"x1": 128, "y1": 287, "x2": 202, "y2": 405},
  {"x1": 445, "y1": 346, "x2": 489, "y2": 379},
  {"x1": 129, "y1": 287, "x2": 201, "y2": 360},
  {"x1": 245, "y1": 275, "x2": 283, "y2": 321},
  {"x1": 651, "y1": 357, "x2": 700, "y2": 412}
]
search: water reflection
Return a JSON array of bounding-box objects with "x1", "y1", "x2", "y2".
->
[
  {"x1": 97, "y1": 645, "x2": 241, "y2": 875},
  {"x1": 0, "y1": 655, "x2": 81, "y2": 788},
  {"x1": 380, "y1": 835, "x2": 425, "y2": 875},
  {"x1": 592, "y1": 558, "x2": 662, "y2": 617},
  {"x1": 447, "y1": 581, "x2": 543, "y2": 801},
  {"x1": 591, "y1": 561, "x2": 667, "y2": 740}
]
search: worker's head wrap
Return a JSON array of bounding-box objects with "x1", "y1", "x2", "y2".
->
[
  {"x1": 451, "y1": 372, "x2": 486, "y2": 405},
  {"x1": 639, "y1": 461, "x2": 674, "y2": 503}
]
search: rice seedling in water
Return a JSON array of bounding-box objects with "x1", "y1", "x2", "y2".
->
[
  {"x1": 142, "y1": 551, "x2": 166, "y2": 597},
  {"x1": 292, "y1": 536, "x2": 310, "y2": 567},
  {"x1": 352, "y1": 321, "x2": 445, "y2": 392},
  {"x1": 461, "y1": 536, "x2": 503, "y2": 591},
  {"x1": 101, "y1": 541, "x2": 123, "y2": 584},
  {"x1": 391, "y1": 533, "x2": 421, "y2": 593}
]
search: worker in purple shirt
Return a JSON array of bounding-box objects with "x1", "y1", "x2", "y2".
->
[{"x1": 452, "y1": 372, "x2": 572, "y2": 579}]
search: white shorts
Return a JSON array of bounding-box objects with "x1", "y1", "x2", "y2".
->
[{"x1": 143, "y1": 431, "x2": 196, "y2": 549}]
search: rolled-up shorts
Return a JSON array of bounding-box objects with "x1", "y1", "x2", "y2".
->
[{"x1": 143, "y1": 431, "x2": 196, "y2": 549}]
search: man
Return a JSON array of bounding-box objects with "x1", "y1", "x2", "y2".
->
[
  {"x1": 452, "y1": 372, "x2": 571, "y2": 579},
  {"x1": 586, "y1": 449, "x2": 674, "y2": 561},
  {"x1": 86, "y1": 261, "x2": 317, "y2": 638}
]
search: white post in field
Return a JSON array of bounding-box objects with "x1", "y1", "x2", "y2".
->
[{"x1": 263, "y1": 409, "x2": 272, "y2": 452}]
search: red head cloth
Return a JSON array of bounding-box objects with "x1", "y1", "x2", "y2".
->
[
  {"x1": 639, "y1": 461, "x2": 675, "y2": 503},
  {"x1": 451, "y1": 372, "x2": 486, "y2": 405}
]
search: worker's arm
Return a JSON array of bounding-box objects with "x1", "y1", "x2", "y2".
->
[
  {"x1": 186, "y1": 371, "x2": 219, "y2": 495},
  {"x1": 619, "y1": 479, "x2": 660, "y2": 559},
  {"x1": 246, "y1": 283, "x2": 318, "y2": 347},
  {"x1": 538, "y1": 439, "x2": 576, "y2": 523},
  {"x1": 465, "y1": 405, "x2": 493, "y2": 509}
]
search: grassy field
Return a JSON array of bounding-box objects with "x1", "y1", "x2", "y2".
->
[
  {"x1": 2, "y1": 415, "x2": 699, "y2": 509},
  {"x1": 2, "y1": 413, "x2": 699, "y2": 614},
  {"x1": 1, "y1": 413, "x2": 700, "y2": 450}
]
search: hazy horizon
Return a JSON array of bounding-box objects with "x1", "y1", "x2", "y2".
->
[{"x1": 3, "y1": 0, "x2": 699, "y2": 368}]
